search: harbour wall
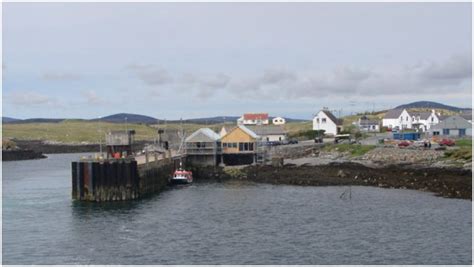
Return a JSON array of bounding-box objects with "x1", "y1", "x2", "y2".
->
[{"x1": 71, "y1": 157, "x2": 185, "y2": 202}]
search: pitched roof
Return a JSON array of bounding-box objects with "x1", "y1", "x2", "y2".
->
[
  {"x1": 246, "y1": 125, "x2": 288, "y2": 135},
  {"x1": 411, "y1": 112, "x2": 432, "y2": 120},
  {"x1": 359, "y1": 116, "x2": 379, "y2": 126},
  {"x1": 320, "y1": 110, "x2": 343, "y2": 125},
  {"x1": 243, "y1": 113, "x2": 269, "y2": 121},
  {"x1": 238, "y1": 125, "x2": 259, "y2": 138},
  {"x1": 431, "y1": 116, "x2": 472, "y2": 130},
  {"x1": 460, "y1": 113, "x2": 472, "y2": 121},
  {"x1": 185, "y1": 128, "x2": 221, "y2": 142},
  {"x1": 384, "y1": 109, "x2": 406, "y2": 119}
]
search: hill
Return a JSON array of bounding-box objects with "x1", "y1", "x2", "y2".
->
[
  {"x1": 91, "y1": 113, "x2": 158, "y2": 124},
  {"x1": 2, "y1": 117, "x2": 21, "y2": 123},
  {"x1": 395, "y1": 101, "x2": 471, "y2": 112}
]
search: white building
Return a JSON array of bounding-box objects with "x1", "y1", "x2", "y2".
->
[
  {"x1": 357, "y1": 116, "x2": 380, "y2": 132},
  {"x1": 272, "y1": 117, "x2": 286, "y2": 125},
  {"x1": 237, "y1": 113, "x2": 269, "y2": 125},
  {"x1": 312, "y1": 109, "x2": 342, "y2": 136},
  {"x1": 411, "y1": 110, "x2": 440, "y2": 132},
  {"x1": 382, "y1": 108, "x2": 412, "y2": 130},
  {"x1": 247, "y1": 125, "x2": 288, "y2": 142}
]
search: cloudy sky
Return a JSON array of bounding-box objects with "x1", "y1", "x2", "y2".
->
[{"x1": 3, "y1": 2, "x2": 472, "y2": 120}]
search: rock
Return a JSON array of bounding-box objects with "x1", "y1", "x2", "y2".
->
[{"x1": 337, "y1": 170, "x2": 346, "y2": 178}]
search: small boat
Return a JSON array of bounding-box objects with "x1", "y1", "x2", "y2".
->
[{"x1": 170, "y1": 162, "x2": 193, "y2": 184}]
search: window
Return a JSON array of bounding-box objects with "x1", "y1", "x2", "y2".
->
[
  {"x1": 223, "y1": 143, "x2": 227, "y2": 148},
  {"x1": 406, "y1": 116, "x2": 409, "y2": 121},
  {"x1": 443, "y1": 129, "x2": 450, "y2": 135},
  {"x1": 249, "y1": 143, "x2": 254, "y2": 151},
  {"x1": 233, "y1": 143, "x2": 237, "y2": 148},
  {"x1": 316, "y1": 118, "x2": 319, "y2": 123},
  {"x1": 431, "y1": 117, "x2": 434, "y2": 122},
  {"x1": 322, "y1": 118, "x2": 326, "y2": 123},
  {"x1": 244, "y1": 143, "x2": 249, "y2": 151},
  {"x1": 239, "y1": 143, "x2": 244, "y2": 151},
  {"x1": 459, "y1": 129, "x2": 466, "y2": 136},
  {"x1": 433, "y1": 131, "x2": 440, "y2": 136}
]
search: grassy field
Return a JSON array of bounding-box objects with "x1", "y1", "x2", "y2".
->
[
  {"x1": 455, "y1": 139, "x2": 472, "y2": 148},
  {"x1": 2, "y1": 120, "x2": 311, "y2": 143}
]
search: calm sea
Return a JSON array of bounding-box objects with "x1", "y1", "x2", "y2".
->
[{"x1": 2, "y1": 153, "x2": 472, "y2": 264}]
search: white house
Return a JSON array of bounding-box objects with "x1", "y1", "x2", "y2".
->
[
  {"x1": 312, "y1": 109, "x2": 342, "y2": 136},
  {"x1": 357, "y1": 116, "x2": 380, "y2": 132},
  {"x1": 247, "y1": 125, "x2": 288, "y2": 142},
  {"x1": 237, "y1": 113, "x2": 269, "y2": 125},
  {"x1": 272, "y1": 117, "x2": 286, "y2": 125},
  {"x1": 382, "y1": 108, "x2": 412, "y2": 130},
  {"x1": 411, "y1": 110, "x2": 440, "y2": 132}
]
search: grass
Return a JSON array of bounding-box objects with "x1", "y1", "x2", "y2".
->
[
  {"x1": 455, "y1": 139, "x2": 472, "y2": 148},
  {"x1": 2, "y1": 120, "x2": 312, "y2": 144},
  {"x1": 444, "y1": 147, "x2": 472, "y2": 161},
  {"x1": 322, "y1": 143, "x2": 375, "y2": 157}
]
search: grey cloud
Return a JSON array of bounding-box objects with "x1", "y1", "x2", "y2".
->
[
  {"x1": 42, "y1": 73, "x2": 82, "y2": 81},
  {"x1": 81, "y1": 90, "x2": 104, "y2": 104},
  {"x1": 416, "y1": 54, "x2": 471, "y2": 80},
  {"x1": 226, "y1": 54, "x2": 471, "y2": 100},
  {"x1": 127, "y1": 64, "x2": 173, "y2": 86},
  {"x1": 9, "y1": 90, "x2": 58, "y2": 106}
]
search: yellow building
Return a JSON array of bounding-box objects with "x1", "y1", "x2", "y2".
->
[{"x1": 221, "y1": 125, "x2": 258, "y2": 154}]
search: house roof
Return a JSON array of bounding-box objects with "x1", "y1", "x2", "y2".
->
[
  {"x1": 246, "y1": 125, "x2": 288, "y2": 135},
  {"x1": 384, "y1": 109, "x2": 406, "y2": 119},
  {"x1": 243, "y1": 113, "x2": 269, "y2": 121},
  {"x1": 460, "y1": 113, "x2": 472, "y2": 121},
  {"x1": 411, "y1": 112, "x2": 432, "y2": 120},
  {"x1": 431, "y1": 116, "x2": 472, "y2": 130},
  {"x1": 359, "y1": 116, "x2": 379, "y2": 126},
  {"x1": 238, "y1": 125, "x2": 259, "y2": 138},
  {"x1": 320, "y1": 110, "x2": 343, "y2": 125},
  {"x1": 185, "y1": 128, "x2": 221, "y2": 142}
]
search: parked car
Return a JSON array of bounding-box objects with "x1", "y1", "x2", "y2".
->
[
  {"x1": 314, "y1": 137, "x2": 323, "y2": 143},
  {"x1": 439, "y1": 139, "x2": 455, "y2": 146},
  {"x1": 398, "y1": 141, "x2": 411, "y2": 147},
  {"x1": 288, "y1": 139, "x2": 298, "y2": 144}
]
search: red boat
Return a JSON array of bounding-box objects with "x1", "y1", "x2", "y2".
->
[{"x1": 170, "y1": 162, "x2": 193, "y2": 184}]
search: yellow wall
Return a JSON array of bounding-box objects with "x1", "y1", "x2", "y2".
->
[{"x1": 221, "y1": 127, "x2": 256, "y2": 153}]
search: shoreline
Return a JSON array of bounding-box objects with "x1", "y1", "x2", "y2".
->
[
  {"x1": 192, "y1": 162, "x2": 472, "y2": 200},
  {"x1": 2, "y1": 150, "x2": 47, "y2": 161}
]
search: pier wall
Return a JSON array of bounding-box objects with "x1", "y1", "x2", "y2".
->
[{"x1": 72, "y1": 157, "x2": 185, "y2": 202}]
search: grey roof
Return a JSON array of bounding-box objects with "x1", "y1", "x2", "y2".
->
[
  {"x1": 238, "y1": 125, "x2": 259, "y2": 138},
  {"x1": 359, "y1": 117, "x2": 379, "y2": 126},
  {"x1": 384, "y1": 109, "x2": 405, "y2": 119},
  {"x1": 247, "y1": 125, "x2": 288, "y2": 135},
  {"x1": 431, "y1": 116, "x2": 472, "y2": 130},
  {"x1": 460, "y1": 113, "x2": 472, "y2": 121},
  {"x1": 321, "y1": 110, "x2": 343, "y2": 125},
  {"x1": 411, "y1": 112, "x2": 431, "y2": 120},
  {"x1": 438, "y1": 115, "x2": 449, "y2": 121},
  {"x1": 185, "y1": 128, "x2": 221, "y2": 142}
]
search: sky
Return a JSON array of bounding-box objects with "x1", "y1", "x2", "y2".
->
[{"x1": 2, "y1": 2, "x2": 472, "y2": 120}]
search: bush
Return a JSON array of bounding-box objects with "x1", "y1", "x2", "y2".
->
[
  {"x1": 444, "y1": 148, "x2": 472, "y2": 161},
  {"x1": 289, "y1": 130, "x2": 325, "y2": 140}
]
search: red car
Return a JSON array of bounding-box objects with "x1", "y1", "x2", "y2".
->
[
  {"x1": 398, "y1": 141, "x2": 411, "y2": 147},
  {"x1": 439, "y1": 139, "x2": 455, "y2": 146}
]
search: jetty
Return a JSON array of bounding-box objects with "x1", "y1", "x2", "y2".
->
[{"x1": 71, "y1": 130, "x2": 187, "y2": 202}]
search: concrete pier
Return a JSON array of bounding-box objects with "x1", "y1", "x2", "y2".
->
[{"x1": 72, "y1": 156, "x2": 186, "y2": 202}]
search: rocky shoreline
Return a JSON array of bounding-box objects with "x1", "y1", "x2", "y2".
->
[
  {"x1": 192, "y1": 162, "x2": 472, "y2": 200},
  {"x1": 2, "y1": 150, "x2": 47, "y2": 161}
]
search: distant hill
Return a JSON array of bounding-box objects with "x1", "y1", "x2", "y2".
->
[
  {"x1": 3, "y1": 118, "x2": 67, "y2": 124},
  {"x1": 2, "y1": 117, "x2": 21, "y2": 123},
  {"x1": 3, "y1": 113, "x2": 307, "y2": 125},
  {"x1": 91, "y1": 113, "x2": 158, "y2": 124},
  {"x1": 395, "y1": 101, "x2": 471, "y2": 112}
]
